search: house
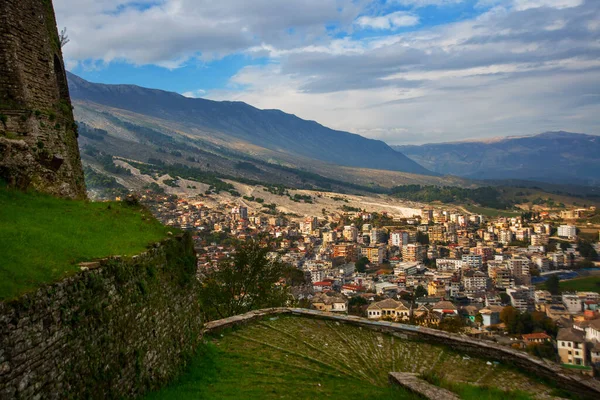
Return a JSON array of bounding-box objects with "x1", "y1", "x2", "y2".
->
[
  {"x1": 522, "y1": 332, "x2": 551, "y2": 345},
  {"x1": 432, "y1": 301, "x2": 458, "y2": 316},
  {"x1": 340, "y1": 284, "x2": 365, "y2": 296},
  {"x1": 413, "y1": 304, "x2": 441, "y2": 326},
  {"x1": 479, "y1": 306, "x2": 502, "y2": 326},
  {"x1": 557, "y1": 327, "x2": 588, "y2": 367},
  {"x1": 312, "y1": 281, "x2": 332, "y2": 292},
  {"x1": 311, "y1": 293, "x2": 348, "y2": 313},
  {"x1": 428, "y1": 280, "x2": 446, "y2": 298},
  {"x1": 366, "y1": 298, "x2": 411, "y2": 321}
]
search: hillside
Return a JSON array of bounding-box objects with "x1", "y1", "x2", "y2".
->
[
  {"x1": 145, "y1": 315, "x2": 558, "y2": 400},
  {"x1": 68, "y1": 73, "x2": 432, "y2": 176},
  {"x1": 394, "y1": 132, "x2": 600, "y2": 186},
  {"x1": 0, "y1": 184, "x2": 172, "y2": 300}
]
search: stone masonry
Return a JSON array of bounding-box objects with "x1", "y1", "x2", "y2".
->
[
  {"x1": 0, "y1": 0, "x2": 86, "y2": 199},
  {"x1": 0, "y1": 233, "x2": 202, "y2": 399}
]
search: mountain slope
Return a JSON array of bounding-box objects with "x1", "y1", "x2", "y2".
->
[
  {"x1": 67, "y1": 73, "x2": 432, "y2": 176},
  {"x1": 394, "y1": 131, "x2": 600, "y2": 186}
]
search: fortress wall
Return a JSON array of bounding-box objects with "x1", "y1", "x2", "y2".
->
[
  {"x1": 0, "y1": 233, "x2": 202, "y2": 400},
  {"x1": 206, "y1": 308, "x2": 600, "y2": 400},
  {"x1": 0, "y1": 0, "x2": 85, "y2": 198}
]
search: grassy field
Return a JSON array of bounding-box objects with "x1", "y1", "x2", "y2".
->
[
  {"x1": 559, "y1": 276, "x2": 600, "y2": 293},
  {"x1": 145, "y1": 316, "x2": 555, "y2": 400},
  {"x1": 0, "y1": 185, "x2": 172, "y2": 300}
]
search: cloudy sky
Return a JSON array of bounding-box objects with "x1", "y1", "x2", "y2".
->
[{"x1": 55, "y1": 0, "x2": 600, "y2": 145}]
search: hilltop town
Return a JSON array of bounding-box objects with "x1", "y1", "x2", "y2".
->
[{"x1": 137, "y1": 186, "x2": 600, "y2": 374}]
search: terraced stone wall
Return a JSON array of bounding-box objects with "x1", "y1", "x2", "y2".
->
[
  {"x1": 0, "y1": 233, "x2": 202, "y2": 399},
  {"x1": 206, "y1": 308, "x2": 600, "y2": 400},
  {"x1": 0, "y1": 0, "x2": 85, "y2": 199}
]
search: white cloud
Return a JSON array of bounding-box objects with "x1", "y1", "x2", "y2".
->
[
  {"x1": 513, "y1": 0, "x2": 584, "y2": 11},
  {"x1": 54, "y1": 0, "x2": 363, "y2": 68},
  {"x1": 182, "y1": 89, "x2": 207, "y2": 98},
  {"x1": 355, "y1": 11, "x2": 420, "y2": 30}
]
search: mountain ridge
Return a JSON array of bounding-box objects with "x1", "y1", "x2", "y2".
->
[
  {"x1": 393, "y1": 131, "x2": 600, "y2": 186},
  {"x1": 67, "y1": 72, "x2": 433, "y2": 176}
]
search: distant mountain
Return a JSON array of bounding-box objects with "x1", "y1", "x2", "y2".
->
[
  {"x1": 394, "y1": 132, "x2": 600, "y2": 186},
  {"x1": 67, "y1": 73, "x2": 432, "y2": 176}
]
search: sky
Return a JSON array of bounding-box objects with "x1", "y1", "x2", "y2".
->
[{"x1": 54, "y1": 0, "x2": 600, "y2": 145}]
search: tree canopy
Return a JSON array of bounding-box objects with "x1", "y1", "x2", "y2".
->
[{"x1": 198, "y1": 242, "x2": 291, "y2": 320}]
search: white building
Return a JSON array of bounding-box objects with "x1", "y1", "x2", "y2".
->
[{"x1": 557, "y1": 225, "x2": 577, "y2": 239}]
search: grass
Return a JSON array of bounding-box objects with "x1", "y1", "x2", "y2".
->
[
  {"x1": 559, "y1": 276, "x2": 600, "y2": 293},
  {"x1": 421, "y1": 371, "x2": 533, "y2": 400},
  {"x1": 463, "y1": 205, "x2": 522, "y2": 217},
  {"x1": 145, "y1": 316, "x2": 555, "y2": 400},
  {"x1": 0, "y1": 185, "x2": 173, "y2": 300}
]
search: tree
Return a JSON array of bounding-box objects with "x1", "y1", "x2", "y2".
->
[
  {"x1": 499, "y1": 292, "x2": 511, "y2": 305},
  {"x1": 198, "y1": 242, "x2": 290, "y2": 320},
  {"x1": 415, "y1": 285, "x2": 427, "y2": 299},
  {"x1": 500, "y1": 306, "x2": 520, "y2": 334},
  {"x1": 59, "y1": 27, "x2": 70, "y2": 48},
  {"x1": 355, "y1": 257, "x2": 370, "y2": 273},
  {"x1": 545, "y1": 275, "x2": 560, "y2": 295}
]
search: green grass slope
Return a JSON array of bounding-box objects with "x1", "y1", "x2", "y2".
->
[
  {"x1": 0, "y1": 185, "x2": 172, "y2": 300},
  {"x1": 146, "y1": 316, "x2": 556, "y2": 400}
]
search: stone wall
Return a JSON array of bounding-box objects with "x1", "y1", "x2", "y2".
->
[
  {"x1": 0, "y1": 0, "x2": 85, "y2": 199},
  {"x1": 206, "y1": 308, "x2": 600, "y2": 400},
  {"x1": 0, "y1": 233, "x2": 203, "y2": 399}
]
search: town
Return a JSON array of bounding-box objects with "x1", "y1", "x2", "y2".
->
[{"x1": 140, "y1": 188, "x2": 600, "y2": 375}]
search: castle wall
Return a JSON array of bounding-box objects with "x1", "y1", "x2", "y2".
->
[
  {"x1": 0, "y1": 233, "x2": 202, "y2": 399},
  {"x1": 0, "y1": 0, "x2": 85, "y2": 199}
]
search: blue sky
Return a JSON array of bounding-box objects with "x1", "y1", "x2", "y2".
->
[{"x1": 54, "y1": 0, "x2": 599, "y2": 144}]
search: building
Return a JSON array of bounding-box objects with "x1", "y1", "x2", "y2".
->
[
  {"x1": 507, "y1": 287, "x2": 534, "y2": 312},
  {"x1": 436, "y1": 258, "x2": 463, "y2": 271},
  {"x1": 393, "y1": 262, "x2": 419, "y2": 276},
  {"x1": 557, "y1": 328, "x2": 588, "y2": 367},
  {"x1": 370, "y1": 228, "x2": 386, "y2": 244},
  {"x1": 333, "y1": 244, "x2": 358, "y2": 262},
  {"x1": 343, "y1": 225, "x2": 358, "y2": 242},
  {"x1": 462, "y1": 254, "x2": 483, "y2": 269},
  {"x1": 428, "y1": 281, "x2": 446, "y2": 298},
  {"x1": 562, "y1": 294, "x2": 583, "y2": 314},
  {"x1": 367, "y1": 298, "x2": 411, "y2": 321},
  {"x1": 463, "y1": 271, "x2": 490, "y2": 292},
  {"x1": 402, "y1": 243, "x2": 423, "y2": 262},
  {"x1": 522, "y1": 333, "x2": 551, "y2": 346},
  {"x1": 361, "y1": 246, "x2": 385, "y2": 265},
  {"x1": 311, "y1": 293, "x2": 348, "y2": 313},
  {"x1": 322, "y1": 231, "x2": 337, "y2": 244},
  {"x1": 557, "y1": 225, "x2": 577, "y2": 239}
]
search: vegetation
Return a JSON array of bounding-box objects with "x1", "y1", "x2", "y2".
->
[
  {"x1": 197, "y1": 242, "x2": 291, "y2": 320},
  {"x1": 83, "y1": 166, "x2": 126, "y2": 191},
  {"x1": 0, "y1": 185, "x2": 172, "y2": 300},
  {"x1": 544, "y1": 275, "x2": 560, "y2": 295},
  {"x1": 145, "y1": 316, "x2": 554, "y2": 400},
  {"x1": 499, "y1": 307, "x2": 557, "y2": 336},
  {"x1": 420, "y1": 371, "x2": 533, "y2": 400},
  {"x1": 390, "y1": 185, "x2": 514, "y2": 210},
  {"x1": 78, "y1": 122, "x2": 108, "y2": 141},
  {"x1": 355, "y1": 256, "x2": 370, "y2": 273},
  {"x1": 558, "y1": 276, "x2": 600, "y2": 293}
]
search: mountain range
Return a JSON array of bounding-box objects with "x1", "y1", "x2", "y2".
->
[
  {"x1": 394, "y1": 131, "x2": 600, "y2": 186},
  {"x1": 67, "y1": 73, "x2": 431, "y2": 177}
]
